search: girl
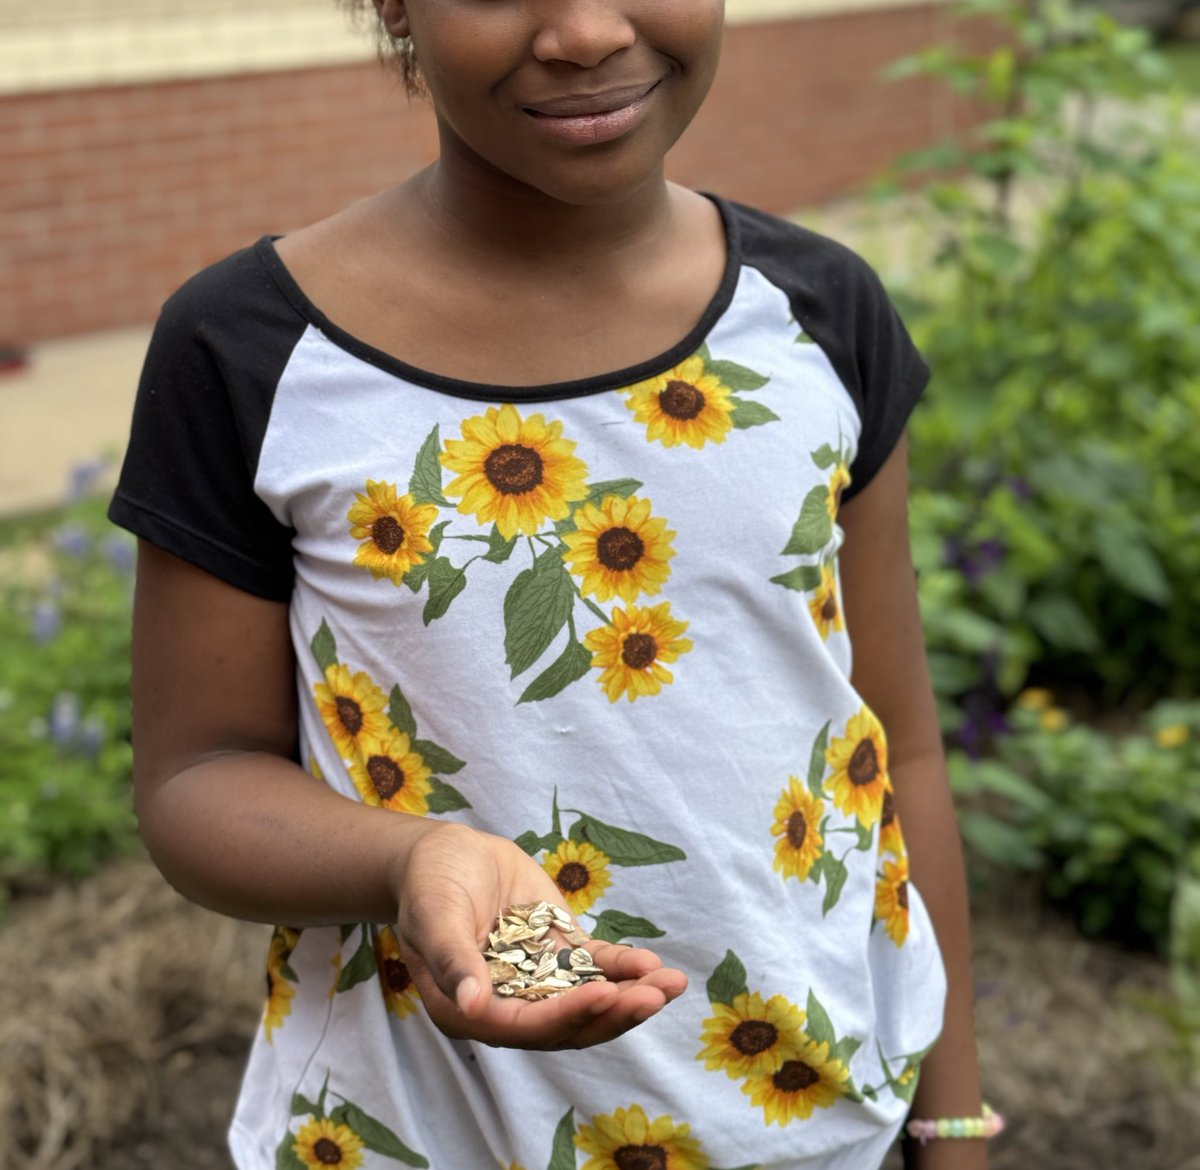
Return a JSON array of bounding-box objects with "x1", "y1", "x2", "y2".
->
[{"x1": 110, "y1": 2, "x2": 993, "y2": 1168}]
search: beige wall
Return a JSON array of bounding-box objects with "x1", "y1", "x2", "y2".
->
[{"x1": 0, "y1": 0, "x2": 943, "y2": 94}]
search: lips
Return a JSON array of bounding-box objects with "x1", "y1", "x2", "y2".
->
[{"x1": 523, "y1": 82, "x2": 659, "y2": 119}]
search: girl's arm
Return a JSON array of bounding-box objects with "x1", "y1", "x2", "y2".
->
[
  {"x1": 130, "y1": 540, "x2": 686, "y2": 1048},
  {"x1": 838, "y1": 434, "x2": 989, "y2": 1170}
]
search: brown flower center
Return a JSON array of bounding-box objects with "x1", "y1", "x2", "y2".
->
[
  {"x1": 371, "y1": 514, "x2": 405, "y2": 555},
  {"x1": 658, "y1": 380, "x2": 705, "y2": 420},
  {"x1": 880, "y1": 788, "x2": 895, "y2": 829},
  {"x1": 731, "y1": 1019, "x2": 779, "y2": 1056},
  {"x1": 313, "y1": 1137, "x2": 345, "y2": 1165},
  {"x1": 383, "y1": 956, "x2": 412, "y2": 995},
  {"x1": 621, "y1": 632, "x2": 658, "y2": 670},
  {"x1": 367, "y1": 755, "x2": 405, "y2": 800},
  {"x1": 335, "y1": 696, "x2": 363, "y2": 736},
  {"x1": 848, "y1": 738, "x2": 881, "y2": 786},
  {"x1": 484, "y1": 443, "x2": 544, "y2": 494},
  {"x1": 821, "y1": 593, "x2": 839, "y2": 622},
  {"x1": 774, "y1": 1059, "x2": 821, "y2": 1092},
  {"x1": 555, "y1": 860, "x2": 591, "y2": 893},
  {"x1": 597, "y1": 526, "x2": 645, "y2": 571},
  {"x1": 614, "y1": 1147, "x2": 667, "y2": 1170},
  {"x1": 898, "y1": 881, "x2": 909, "y2": 911},
  {"x1": 786, "y1": 811, "x2": 808, "y2": 850}
]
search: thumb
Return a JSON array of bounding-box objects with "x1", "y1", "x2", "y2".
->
[{"x1": 401, "y1": 889, "x2": 491, "y2": 1018}]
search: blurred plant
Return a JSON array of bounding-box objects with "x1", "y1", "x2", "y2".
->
[
  {"x1": 881, "y1": 0, "x2": 1200, "y2": 719},
  {"x1": 0, "y1": 467, "x2": 138, "y2": 910}
]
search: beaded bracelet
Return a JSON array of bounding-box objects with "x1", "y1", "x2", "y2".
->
[{"x1": 905, "y1": 1103, "x2": 1005, "y2": 1145}]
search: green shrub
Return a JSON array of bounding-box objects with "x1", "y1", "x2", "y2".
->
[{"x1": 0, "y1": 472, "x2": 138, "y2": 907}]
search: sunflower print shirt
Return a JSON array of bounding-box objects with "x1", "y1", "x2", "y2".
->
[{"x1": 111, "y1": 197, "x2": 946, "y2": 1170}]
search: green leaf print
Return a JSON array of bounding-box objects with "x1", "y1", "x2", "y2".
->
[
  {"x1": 854, "y1": 819, "x2": 875, "y2": 852},
  {"x1": 805, "y1": 990, "x2": 836, "y2": 1047},
  {"x1": 412, "y1": 738, "x2": 465, "y2": 775},
  {"x1": 769, "y1": 564, "x2": 823, "y2": 594},
  {"x1": 338, "y1": 924, "x2": 358, "y2": 945},
  {"x1": 589, "y1": 909, "x2": 665, "y2": 943},
  {"x1": 706, "y1": 359, "x2": 770, "y2": 392},
  {"x1": 403, "y1": 521, "x2": 451, "y2": 593},
  {"x1": 781, "y1": 486, "x2": 834, "y2": 556},
  {"x1": 820, "y1": 854, "x2": 849, "y2": 916},
  {"x1": 706, "y1": 950, "x2": 749, "y2": 1006},
  {"x1": 713, "y1": 1164, "x2": 762, "y2": 1170},
  {"x1": 275, "y1": 1135, "x2": 308, "y2": 1170},
  {"x1": 729, "y1": 397, "x2": 781, "y2": 430},
  {"x1": 547, "y1": 1107, "x2": 577, "y2": 1170},
  {"x1": 330, "y1": 1102, "x2": 430, "y2": 1167},
  {"x1": 586, "y1": 478, "x2": 643, "y2": 505},
  {"x1": 833, "y1": 1036, "x2": 863, "y2": 1065},
  {"x1": 807, "y1": 721, "x2": 831, "y2": 797},
  {"x1": 336, "y1": 929, "x2": 377, "y2": 994},
  {"x1": 504, "y1": 546, "x2": 575, "y2": 678},
  {"x1": 388, "y1": 686, "x2": 418, "y2": 740},
  {"x1": 811, "y1": 444, "x2": 839, "y2": 470},
  {"x1": 483, "y1": 524, "x2": 518, "y2": 564},
  {"x1": 518, "y1": 637, "x2": 593, "y2": 704},
  {"x1": 426, "y1": 776, "x2": 472, "y2": 813},
  {"x1": 514, "y1": 831, "x2": 542, "y2": 856},
  {"x1": 310, "y1": 620, "x2": 337, "y2": 673},
  {"x1": 422, "y1": 556, "x2": 469, "y2": 625},
  {"x1": 290, "y1": 1092, "x2": 322, "y2": 1117},
  {"x1": 409, "y1": 425, "x2": 452, "y2": 507},
  {"x1": 568, "y1": 814, "x2": 687, "y2": 867}
]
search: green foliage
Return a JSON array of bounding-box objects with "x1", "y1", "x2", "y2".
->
[
  {"x1": 0, "y1": 486, "x2": 138, "y2": 907},
  {"x1": 883, "y1": 0, "x2": 1200, "y2": 715}
]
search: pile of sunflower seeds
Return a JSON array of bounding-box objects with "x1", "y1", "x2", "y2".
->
[{"x1": 483, "y1": 901, "x2": 607, "y2": 1001}]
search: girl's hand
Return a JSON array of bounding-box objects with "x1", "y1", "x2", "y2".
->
[{"x1": 390, "y1": 821, "x2": 688, "y2": 1049}]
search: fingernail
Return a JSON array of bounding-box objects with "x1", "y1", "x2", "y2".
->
[{"x1": 456, "y1": 976, "x2": 480, "y2": 1014}]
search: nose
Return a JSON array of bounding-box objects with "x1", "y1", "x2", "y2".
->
[{"x1": 531, "y1": 1, "x2": 637, "y2": 69}]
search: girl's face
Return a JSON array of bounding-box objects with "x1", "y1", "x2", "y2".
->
[{"x1": 376, "y1": 0, "x2": 725, "y2": 206}]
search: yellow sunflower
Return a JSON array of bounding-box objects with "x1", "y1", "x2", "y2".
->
[
  {"x1": 771, "y1": 778, "x2": 825, "y2": 882},
  {"x1": 575, "y1": 1104, "x2": 709, "y2": 1170},
  {"x1": 313, "y1": 664, "x2": 390, "y2": 760},
  {"x1": 346, "y1": 480, "x2": 440, "y2": 584},
  {"x1": 620, "y1": 354, "x2": 735, "y2": 449},
  {"x1": 562, "y1": 495, "x2": 676, "y2": 603},
  {"x1": 375, "y1": 926, "x2": 420, "y2": 1019},
  {"x1": 807, "y1": 563, "x2": 844, "y2": 642},
  {"x1": 293, "y1": 1117, "x2": 365, "y2": 1170},
  {"x1": 878, "y1": 784, "x2": 906, "y2": 859},
  {"x1": 742, "y1": 1037, "x2": 851, "y2": 1125},
  {"x1": 827, "y1": 463, "x2": 852, "y2": 521},
  {"x1": 440, "y1": 403, "x2": 589, "y2": 539},
  {"x1": 348, "y1": 728, "x2": 433, "y2": 815},
  {"x1": 875, "y1": 855, "x2": 910, "y2": 946},
  {"x1": 825, "y1": 707, "x2": 889, "y2": 828},
  {"x1": 698, "y1": 990, "x2": 807, "y2": 1079},
  {"x1": 263, "y1": 926, "x2": 301, "y2": 1041},
  {"x1": 584, "y1": 602, "x2": 693, "y2": 703},
  {"x1": 541, "y1": 839, "x2": 613, "y2": 915}
]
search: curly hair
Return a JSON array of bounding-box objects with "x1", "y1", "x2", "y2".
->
[{"x1": 335, "y1": 1, "x2": 424, "y2": 96}]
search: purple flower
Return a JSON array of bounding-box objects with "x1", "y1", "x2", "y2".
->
[
  {"x1": 67, "y1": 457, "x2": 108, "y2": 502},
  {"x1": 1006, "y1": 476, "x2": 1033, "y2": 500},
  {"x1": 48, "y1": 692, "x2": 81, "y2": 748},
  {"x1": 102, "y1": 534, "x2": 136, "y2": 573},
  {"x1": 53, "y1": 523, "x2": 91, "y2": 558},
  {"x1": 31, "y1": 600, "x2": 61, "y2": 644}
]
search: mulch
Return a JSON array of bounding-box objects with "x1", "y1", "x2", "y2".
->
[{"x1": 3, "y1": 857, "x2": 1198, "y2": 1170}]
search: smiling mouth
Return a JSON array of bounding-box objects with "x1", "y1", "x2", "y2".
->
[{"x1": 523, "y1": 81, "x2": 660, "y2": 119}]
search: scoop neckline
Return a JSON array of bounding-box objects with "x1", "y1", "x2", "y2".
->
[{"x1": 255, "y1": 192, "x2": 742, "y2": 403}]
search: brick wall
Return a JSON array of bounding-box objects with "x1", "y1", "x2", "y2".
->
[{"x1": 1, "y1": 4, "x2": 983, "y2": 345}]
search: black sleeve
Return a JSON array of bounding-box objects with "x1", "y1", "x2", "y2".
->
[
  {"x1": 107, "y1": 241, "x2": 303, "y2": 600},
  {"x1": 729, "y1": 200, "x2": 930, "y2": 501}
]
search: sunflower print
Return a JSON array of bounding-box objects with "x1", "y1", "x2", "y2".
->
[
  {"x1": 742, "y1": 1036, "x2": 851, "y2": 1125},
  {"x1": 313, "y1": 664, "x2": 390, "y2": 761},
  {"x1": 263, "y1": 926, "x2": 300, "y2": 1041},
  {"x1": 584, "y1": 602, "x2": 693, "y2": 702},
  {"x1": 808, "y1": 563, "x2": 845, "y2": 642},
  {"x1": 293, "y1": 1117, "x2": 365, "y2": 1170},
  {"x1": 440, "y1": 403, "x2": 589, "y2": 539},
  {"x1": 878, "y1": 784, "x2": 906, "y2": 859},
  {"x1": 825, "y1": 707, "x2": 889, "y2": 829},
  {"x1": 575, "y1": 1104, "x2": 709, "y2": 1170},
  {"x1": 875, "y1": 855, "x2": 910, "y2": 946},
  {"x1": 541, "y1": 839, "x2": 613, "y2": 915},
  {"x1": 347, "y1": 727, "x2": 433, "y2": 815},
  {"x1": 827, "y1": 463, "x2": 852, "y2": 521},
  {"x1": 771, "y1": 778, "x2": 825, "y2": 882},
  {"x1": 698, "y1": 990, "x2": 807, "y2": 1080},
  {"x1": 562, "y1": 495, "x2": 676, "y2": 603},
  {"x1": 375, "y1": 926, "x2": 420, "y2": 1018},
  {"x1": 347, "y1": 480, "x2": 440, "y2": 584},
  {"x1": 620, "y1": 354, "x2": 735, "y2": 449}
]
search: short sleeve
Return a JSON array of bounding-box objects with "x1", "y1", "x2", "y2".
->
[{"x1": 108, "y1": 242, "x2": 304, "y2": 600}]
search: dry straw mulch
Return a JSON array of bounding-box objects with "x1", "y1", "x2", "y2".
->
[{"x1": 3, "y1": 858, "x2": 1200, "y2": 1169}]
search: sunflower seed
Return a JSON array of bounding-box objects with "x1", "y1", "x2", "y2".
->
[{"x1": 482, "y1": 901, "x2": 608, "y2": 999}]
